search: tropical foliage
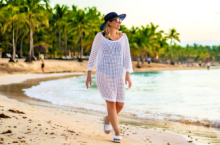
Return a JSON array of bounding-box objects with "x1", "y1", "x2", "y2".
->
[{"x1": 0, "y1": 0, "x2": 219, "y2": 64}]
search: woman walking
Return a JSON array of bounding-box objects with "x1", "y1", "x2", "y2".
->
[{"x1": 86, "y1": 12, "x2": 133, "y2": 143}]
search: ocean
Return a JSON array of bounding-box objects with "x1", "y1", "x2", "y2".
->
[{"x1": 23, "y1": 68, "x2": 220, "y2": 144}]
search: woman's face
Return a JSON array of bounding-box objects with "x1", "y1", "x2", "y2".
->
[{"x1": 107, "y1": 17, "x2": 122, "y2": 30}]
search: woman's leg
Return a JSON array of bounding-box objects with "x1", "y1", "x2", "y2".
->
[
  {"x1": 42, "y1": 67, "x2": 45, "y2": 74},
  {"x1": 105, "y1": 101, "x2": 124, "y2": 135},
  {"x1": 116, "y1": 102, "x2": 124, "y2": 114}
]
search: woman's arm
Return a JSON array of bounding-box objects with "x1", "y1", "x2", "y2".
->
[
  {"x1": 124, "y1": 34, "x2": 133, "y2": 73},
  {"x1": 86, "y1": 32, "x2": 102, "y2": 89},
  {"x1": 124, "y1": 34, "x2": 133, "y2": 88},
  {"x1": 86, "y1": 71, "x2": 92, "y2": 89},
  {"x1": 125, "y1": 72, "x2": 132, "y2": 88}
]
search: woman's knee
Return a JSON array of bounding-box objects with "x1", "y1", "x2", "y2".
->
[
  {"x1": 116, "y1": 102, "x2": 124, "y2": 111},
  {"x1": 106, "y1": 101, "x2": 116, "y2": 109}
]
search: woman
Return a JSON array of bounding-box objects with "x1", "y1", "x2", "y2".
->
[
  {"x1": 41, "y1": 59, "x2": 45, "y2": 74},
  {"x1": 86, "y1": 12, "x2": 133, "y2": 143}
]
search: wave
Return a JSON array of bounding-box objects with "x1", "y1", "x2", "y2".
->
[{"x1": 23, "y1": 74, "x2": 220, "y2": 129}]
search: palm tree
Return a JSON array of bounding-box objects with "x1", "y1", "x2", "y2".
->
[
  {"x1": 0, "y1": 5, "x2": 23, "y2": 62},
  {"x1": 137, "y1": 24, "x2": 156, "y2": 64},
  {"x1": 68, "y1": 7, "x2": 101, "y2": 61},
  {"x1": 155, "y1": 32, "x2": 167, "y2": 62},
  {"x1": 166, "y1": 28, "x2": 180, "y2": 65},
  {"x1": 23, "y1": 0, "x2": 49, "y2": 62},
  {"x1": 19, "y1": 23, "x2": 29, "y2": 57},
  {"x1": 148, "y1": 23, "x2": 165, "y2": 63},
  {"x1": 54, "y1": 4, "x2": 69, "y2": 55}
]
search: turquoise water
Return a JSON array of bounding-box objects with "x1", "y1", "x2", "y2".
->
[{"x1": 23, "y1": 69, "x2": 220, "y2": 128}]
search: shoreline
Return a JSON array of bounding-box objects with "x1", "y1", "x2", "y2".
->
[
  {"x1": 0, "y1": 73, "x2": 201, "y2": 145},
  {"x1": 0, "y1": 58, "x2": 211, "y2": 76}
]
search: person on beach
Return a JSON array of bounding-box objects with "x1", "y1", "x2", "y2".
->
[
  {"x1": 148, "y1": 57, "x2": 151, "y2": 64},
  {"x1": 199, "y1": 61, "x2": 202, "y2": 67},
  {"x1": 41, "y1": 59, "x2": 45, "y2": 74},
  {"x1": 86, "y1": 12, "x2": 133, "y2": 143},
  {"x1": 207, "y1": 62, "x2": 210, "y2": 70}
]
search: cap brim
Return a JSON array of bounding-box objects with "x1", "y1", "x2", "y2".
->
[
  {"x1": 118, "y1": 14, "x2": 126, "y2": 21},
  {"x1": 100, "y1": 14, "x2": 126, "y2": 30}
]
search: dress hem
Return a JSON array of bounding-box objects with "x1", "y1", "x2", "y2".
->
[{"x1": 102, "y1": 97, "x2": 125, "y2": 103}]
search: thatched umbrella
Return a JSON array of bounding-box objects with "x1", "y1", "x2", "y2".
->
[{"x1": 34, "y1": 43, "x2": 48, "y2": 60}]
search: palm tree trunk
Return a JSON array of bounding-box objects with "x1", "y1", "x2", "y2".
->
[
  {"x1": 15, "y1": 24, "x2": 18, "y2": 53},
  {"x1": 11, "y1": 23, "x2": 15, "y2": 62},
  {"x1": 59, "y1": 29, "x2": 61, "y2": 51},
  {"x1": 137, "y1": 57, "x2": 141, "y2": 68},
  {"x1": 170, "y1": 40, "x2": 174, "y2": 65},
  {"x1": 20, "y1": 36, "x2": 24, "y2": 57},
  {"x1": 65, "y1": 27, "x2": 67, "y2": 57},
  {"x1": 71, "y1": 46, "x2": 73, "y2": 57},
  {"x1": 78, "y1": 45, "x2": 80, "y2": 58},
  {"x1": 26, "y1": 19, "x2": 33, "y2": 62},
  {"x1": 80, "y1": 28, "x2": 83, "y2": 61},
  {"x1": 141, "y1": 54, "x2": 145, "y2": 64},
  {"x1": 73, "y1": 45, "x2": 75, "y2": 57},
  {"x1": 53, "y1": 38, "x2": 55, "y2": 58},
  {"x1": 30, "y1": 29, "x2": 34, "y2": 56}
]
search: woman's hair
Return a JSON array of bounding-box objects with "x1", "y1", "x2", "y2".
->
[{"x1": 103, "y1": 19, "x2": 122, "y2": 39}]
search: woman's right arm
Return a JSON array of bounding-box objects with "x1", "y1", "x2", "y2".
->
[
  {"x1": 86, "y1": 71, "x2": 92, "y2": 89},
  {"x1": 86, "y1": 32, "x2": 102, "y2": 89}
]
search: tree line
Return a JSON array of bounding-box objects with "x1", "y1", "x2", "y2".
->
[{"x1": 0, "y1": 0, "x2": 219, "y2": 64}]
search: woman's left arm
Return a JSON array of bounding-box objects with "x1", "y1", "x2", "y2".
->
[
  {"x1": 124, "y1": 34, "x2": 133, "y2": 88},
  {"x1": 125, "y1": 72, "x2": 132, "y2": 88}
]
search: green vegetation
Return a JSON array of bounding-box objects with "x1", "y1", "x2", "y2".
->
[{"x1": 0, "y1": 0, "x2": 219, "y2": 64}]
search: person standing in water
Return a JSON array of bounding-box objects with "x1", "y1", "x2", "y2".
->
[
  {"x1": 41, "y1": 59, "x2": 45, "y2": 74},
  {"x1": 86, "y1": 12, "x2": 133, "y2": 143}
]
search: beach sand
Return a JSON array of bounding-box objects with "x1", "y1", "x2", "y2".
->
[
  {"x1": 0, "y1": 73, "x2": 199, "y2": 145},
  {"x1": 0, "y1": 58, "x2": 207, "y2": 75}
]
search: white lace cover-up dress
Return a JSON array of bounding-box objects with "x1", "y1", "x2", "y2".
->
[{"x1": 87, "y1": 32, "x2": 133, "y2": 102}]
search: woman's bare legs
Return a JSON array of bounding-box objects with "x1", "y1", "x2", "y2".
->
[
  {"x1": 42, "y1": 68, "x2": 45, "y2": 74},
  {"x1": 104, "y1": 101, "x2": 124, "y2": 139}
]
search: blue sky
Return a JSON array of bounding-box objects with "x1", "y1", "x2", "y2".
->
[{"x1": 50, "y1": 0, "x2": 220, "y2": 46}]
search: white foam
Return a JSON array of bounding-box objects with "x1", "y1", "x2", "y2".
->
[{"x1": 23, "y1": 71, "x2": 220, "y2": 129}]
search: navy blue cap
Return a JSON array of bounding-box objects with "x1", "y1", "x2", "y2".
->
[{"x1": 100, "y1": 12, "x2": 126, "y2": 30}]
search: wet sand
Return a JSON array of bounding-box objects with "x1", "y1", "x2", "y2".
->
[
  {"x1": 0, "y1": 73, "x2": 201, "y2": 145},
  {"x1": 1, "y1": 77, "x2": 220, "y2": 144}
]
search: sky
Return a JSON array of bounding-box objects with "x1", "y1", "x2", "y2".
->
[{"x1": 50, "y1": 0, "x2": 220, "y2": 46}]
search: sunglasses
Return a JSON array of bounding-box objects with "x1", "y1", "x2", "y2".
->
[{"x1": 110, "y1": 18, "x2": 122, "y2": 23}]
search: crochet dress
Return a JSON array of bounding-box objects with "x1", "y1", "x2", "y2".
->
[{"x1": 87, "y1": 32, "x2": 133, "y2": 102}]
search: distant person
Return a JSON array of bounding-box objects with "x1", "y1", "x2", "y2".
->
[
  {"x1": 41, "y1": 60, "x2": 45, "y2": 74},
  {"x1": 148, "y1": 57, "x2": 151, "y2": 64},
  {"x1": 199, "y1": 61, "x2": 202, "y2": 67},
  {"x1": 207, "y1": 62, "x2": 210, "y2": 70}
]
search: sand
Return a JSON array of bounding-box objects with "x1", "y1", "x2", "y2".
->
[
  {"x1": 0, "y1": 58, "x2": 207, "y2": 75},
  {"x1": 0, "y1": 73, "x2": 200, "y2": 145}
]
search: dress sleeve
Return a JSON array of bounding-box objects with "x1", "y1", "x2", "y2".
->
[
  {"x1": 124, "y1": 34, "x2": 133, "y2": 73},
  {"x1": 87, "y1": 32, "x2": 102, "y2": 71}
]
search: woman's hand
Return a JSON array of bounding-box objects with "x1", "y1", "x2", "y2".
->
[
  {"x1": 125, "y1": 72, "x2": 132, "y2": 88},
  {"x1": 86, "y1": 71, "x2": 92, "y2": 89}
]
